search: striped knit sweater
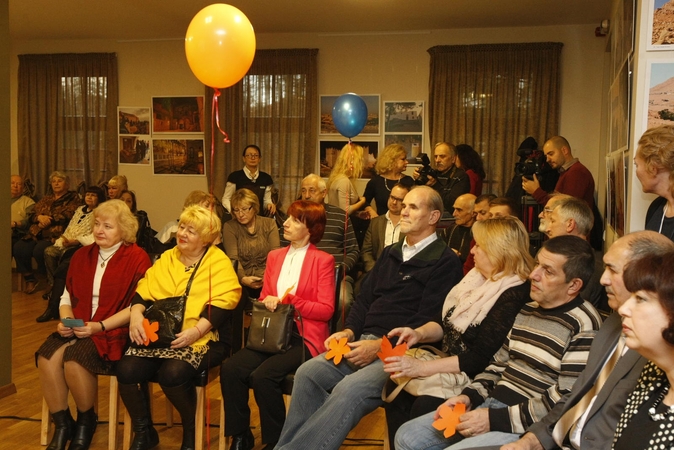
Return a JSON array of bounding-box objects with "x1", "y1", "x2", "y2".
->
[{"x1": 462, "y1": 296, "x2": 602, "y2": 434}]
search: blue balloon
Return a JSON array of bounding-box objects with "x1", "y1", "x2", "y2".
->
[{"x1": 332, "y1": 93, "x2": 368, "y2": 138}]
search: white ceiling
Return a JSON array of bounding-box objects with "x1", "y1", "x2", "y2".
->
[{"x1": 10, "y1": 0, "x2": 612, "y2": 41}]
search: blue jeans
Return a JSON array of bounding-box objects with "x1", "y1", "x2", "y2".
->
[
  {"x1": 275, "y1": 336, "x2": 389, "y2": 450},
  {"x1": 395, "y1": 397, "x2": 519, "y2": 450}
]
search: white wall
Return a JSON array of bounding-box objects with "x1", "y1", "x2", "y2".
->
[{"x1": 10, "y1": 23, "x2": 607, "y2": 227}]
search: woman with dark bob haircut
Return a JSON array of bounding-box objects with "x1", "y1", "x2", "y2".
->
[
  {"x1": 612, "y1": 250, "x2": 674, "y2": 449},
  {"x1": 221, "y1": 200, "x2": 335, "y2": 450}
]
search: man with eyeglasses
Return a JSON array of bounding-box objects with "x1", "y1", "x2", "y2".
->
[
  {"x1": 221, "y1": 144, "x2": 276, "y2": 216},
  {"x1": 361, "y1": 183, "x2": 411, "y2": 274}
]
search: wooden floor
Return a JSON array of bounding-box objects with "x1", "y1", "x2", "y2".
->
[{"x1": 0, "y1": 275, "x2": 387, "y2": 450}]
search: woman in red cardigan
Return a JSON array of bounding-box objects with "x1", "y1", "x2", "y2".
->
[
  {"x1": 36, "y1": 200, "x2": 151, "y2": 450},
  {"x1": 221, "y1": 200, "x2": 335, "y2": 450}
]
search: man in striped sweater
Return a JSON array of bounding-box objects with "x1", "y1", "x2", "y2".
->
[{"x1": 395, "y1": 235, "x2": 603, "y2": 450}]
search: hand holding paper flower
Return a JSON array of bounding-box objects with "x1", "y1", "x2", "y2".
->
[
  {"x1": 142, "y1": 318, "x2": 159, "y2": 346},
  {"x1": 432, "y1": 403, "x2": 466, "y2": 438},
  {"x1": 325, "y1": 337, "x2": 350, "y2": 365}
]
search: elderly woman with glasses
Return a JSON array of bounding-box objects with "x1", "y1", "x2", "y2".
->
[
  {"x1": 223, "y1": 188, "x2": 281, "y2": 350},
  {"x1": 221, "y1": 144, "x2": 276, "y2": 216}
]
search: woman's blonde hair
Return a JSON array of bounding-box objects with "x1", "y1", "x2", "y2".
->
[
  {"x1": 471, "y1": 216, "x2": 534, "y2": 281},
  {"x1": 328, "y1": 143, "x2": 364, "y2": 188},
  {"x1": 93, "y1": 199, "x2": 139, "y2": 244},
  {"x1": 108, "y1": 175, "x2": 128, "y2": 191},
  {"x1": 183, "y1": 190, "x2": 212, "y2": 209},
  {"x1": 637, "y1": 125, "x2": 674, "y2": 196},
  {"x1": 375, "y1": 144, "x2": 407, "y2": 175},
  {"x1": 230, "y1": 188, "x2": 260, "y2": 215},
  {"x1": 49, "y1": 171, "x2": 69, "y2": 187},
  {"x1": 179, "y1": 205, "x2": 222, "y2": 245}
]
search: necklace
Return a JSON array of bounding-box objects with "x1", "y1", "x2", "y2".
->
[
  {"x1": 648, "y1": 385, "x2": 674, "y2": 421},
  {"x1": 383, "y1": 174, "x2": 401, "y2": 192},
  {"x1": 98, "y1": 250, "x2": 118, "y2": 268}
]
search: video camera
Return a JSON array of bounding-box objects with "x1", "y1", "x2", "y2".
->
[
  {"x1": 514, "y1": 147, "x2": 547, "y2": 181},
  {"x1": 411, "y1": 153, "x2": 441, "y2": 185}
]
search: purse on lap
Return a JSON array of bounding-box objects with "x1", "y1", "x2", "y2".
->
[
  {"x1": 131, "y1": 252, "x2": 205, "y2": 349},
  {"x1": 246, "y1": 302, "x2": 300, "y2": 354},
  {"x1": 382, "y1": 345, "x2": 471, "y2": 402}
]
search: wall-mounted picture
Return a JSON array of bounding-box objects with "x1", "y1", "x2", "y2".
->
[
  {"x1": 384, "y1": 134, "x2": 423, "y2": 157},
  {"x1": 320, "y1": 95, "x2": 380, "y2": 135},
  {"x1": 649, "y1": 0, "x2": 674, "y2": 50},
  {"x1": 152, "y1": 96, "x2": 204, "y2": 134},
  {"x1": 118, "y1": 107, "x2": 150, "y2": 135},
  {"x1": 319, "y1": 140, "x2": 379, "y2": 178},
  {"x1": 607, "y1": 151, "x2": 626, "y2": 237},
  {"x1": 610, "y1": 62, "x2": 629, "y2": 151},
  {"x1": 119, "y1": 135, "x2": 151, "y2": 165},
  {"x1": 152, "y1": 138, "x2": 205, "y2": 175},
  {"x1": 384, "y1": 101, "x2": 424, "y2": 133},
  {"x1": 646, "y1": 60, "x2": 674, "y2": 130}
]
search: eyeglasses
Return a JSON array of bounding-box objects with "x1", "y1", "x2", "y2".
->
[
  {"x1": 232, "y1": 206, "x2": 254, "y2": 214},
  {"x1": 244, "y1": 154, "x2": 260, "y2": 159},
  {"x1": 389, "y1": 195, "x2": 405, "y2": 203}
]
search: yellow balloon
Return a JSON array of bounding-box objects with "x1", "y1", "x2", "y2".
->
[{"x1": 185, "y1": 4, "x2": 256, "y2": 88}]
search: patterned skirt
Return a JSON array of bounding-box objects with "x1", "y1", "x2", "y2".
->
[{"x1": 36, "y1": 332, "x2": 115, "y2": 375}]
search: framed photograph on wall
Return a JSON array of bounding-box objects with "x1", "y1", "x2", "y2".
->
[
  {"x1": 320, "y1": 95, "x2": 380, "y2": 135},
  {"x1": 118, "y1": 107, "x2": 151, "y2": 135},
  {"x1": 648, "y1": 0, "x2": 674, "y2": 50},
  {"x1": 384, "y1": 101, "x2": 424, "y2": 133},
  {"x1": 645, "y1": 59, "x2": 674, "y2": 130},
  {"x1": 609, "y1": 62, "x2": 629, "y2": 151},
  {"x1": 384, "y1": 134, "x2": 423, "y2": 158},
  {"x1": 152, "y1": 138, "x2": 205, "y2": 175},
  {"x1": 319, "y1": 140, "x2": 379, "y2": 178},
  {"x1": 119, "y1": 135, "x2": 151, "y2": 165},
  {"x1": 152, "y1": 96, "x2": 205, "y2": 134}
]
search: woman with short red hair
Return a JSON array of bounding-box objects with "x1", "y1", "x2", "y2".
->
[{"x1": 221, "y1": 200, "x2": 335, "y2": 450}]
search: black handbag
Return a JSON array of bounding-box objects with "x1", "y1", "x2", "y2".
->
[
  {"x1": 246, "y1": 302, "x2": 301, "y2": 354},
  {"x1": 132, "y1": 252, "x2": 205, "y2": 349}
]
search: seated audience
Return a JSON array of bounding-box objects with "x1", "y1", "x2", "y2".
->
[
  {"x1": 221, "y1": 200, "x2": 335, "y2": 450},
  {"x1": 612, "y1": 249, "x2": 674, "y2": 449},
  {"x1": 222, "y1": 144, "x2": 276, "y2": 215},
  {"x1": 487, "y1": 231, "x2": 674, "y2": 450},
  {"x1": 442, "y1": 193, "x2": 477, "y2": 263},
  {"x1": 383, "y1": 216, "x2": 534, "y2": 444},
  {"x1": 11, "y1": 174, "x2": 35, "y2": 243},
  {"x1": 474, "y1": 194, "x2": 496, "y2": 222},
  {"x1": 488, "y1": 196, "x2": 520, "y2": 219},
  {"x1": 222, "y1": 188, "x2": 281, "y2": 351},
  {"x1": 363, "y1": 144, "x2": 414, "y2": 217},
  {"x1": 634, "y1": 125, "x2": 674, "y2": 240},
  {"x1": 155, "y1": 190, "x2": 214, "y2": 246},
  {"x1": 37, "y1": 185, "x2": 106, "y2": 322},
  {"x1": 119, "y1": 189, "x2": 155, "y2": 254},
  {"x1": 547, "y1": 196, "x2": 608, "y2": 312},
  {"x1": 36, "y1": 200, "x2": 151, "y2": 450},
  {"x1": 360, "y1": 183, "x2": 410, "y2": 274},
  {"x1": 275, "y1": 186, "x2": 463, "y2": 450},
  {"x1": 13, "y1": 171, "x2": 81, "y2": 294},
  {"x1": 455, "y1": 144, "x2": 486, "y2": 196},
  {"x1": 107, "y1": 174, "x2": 128, "y2": 200},
  {"x1": 117, "y1": 206, "x2": 241, "y2": 450},
  {"x1": 395, "y1": 236, "x2": 602, "y2": 450},
  {"x1": 536, "y1": 193, "x2": 572, "y2": 235}
]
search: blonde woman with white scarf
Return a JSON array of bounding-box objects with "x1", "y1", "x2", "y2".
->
[{"x1": 383, "y1": 216, "x2": 534, "y2": 445}]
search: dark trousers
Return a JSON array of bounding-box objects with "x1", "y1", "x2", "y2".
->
[
  {"x1": 383, "y1": 389, "x2": 445, "y2": 447},
  {"x1": 220, "y1": 334, "x2": 308, "y2": 445},
  {"x1": 13, "y1": 238, "x2": 51, "y2": 274}
]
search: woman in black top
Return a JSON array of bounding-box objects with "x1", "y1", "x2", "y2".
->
[
  {"x1": 382, "y1": 216, "x2": 534, "y2": 444},
  {"x1": 363, "y1": 144, "x2": 414, "y2": 217}
]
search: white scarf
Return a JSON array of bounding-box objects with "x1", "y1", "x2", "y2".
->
[{"x1": 441, "y1": 268, "x2": 525, "y2": 333}]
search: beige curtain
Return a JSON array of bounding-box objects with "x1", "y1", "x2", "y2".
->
[
  {"x1": 206, "y1": 49, "x2": 318, "y2": 212},
  {"x1": 428, "y1": 42, "x2": 562, "y2": 196},
  {"x1": 18, "y1": 53, "x2": 118, "y2": 196}
]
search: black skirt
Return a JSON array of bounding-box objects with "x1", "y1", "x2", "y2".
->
[{"x1": 36, "y1": 332, "x2": 116, "y2": 375}]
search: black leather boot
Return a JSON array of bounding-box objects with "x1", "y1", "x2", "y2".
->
[
  {"x1": 46, "y1": 409, "x2": 76, "y2": 450},
  {"x1": 162, "y1": 381, "x2": 197, "y2": 450},
  {"x1": 230, "y1": 428, "x2": 254, "y2": 450},
  {"x1": 119, "y1": 382, "x2": 159, "y2": 450},
  {"x1": 67, "y1": 407, "x2": 97, "y2": 450}
]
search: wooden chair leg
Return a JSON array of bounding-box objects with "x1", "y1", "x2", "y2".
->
[
  {"x1": 40, "y1": 398, "x2": 50, "y2": 446},
  {"x1": 219, "y1": 399, "x2": 226, "y2": 450},
  {"x1": 195, "y1": 385, "x2": 205, "y2": 450},
  {"x1": 122, "y1": 406, "x2": 131, "y2": 450},
  {"x1": 108, "y1": 376, "x2": 119, "y2": 450}
]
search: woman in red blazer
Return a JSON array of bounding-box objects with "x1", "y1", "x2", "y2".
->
[{"x1": 221, "y1": 200, "x2": 335, "y2": 450}]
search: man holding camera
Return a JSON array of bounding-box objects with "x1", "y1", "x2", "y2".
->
[{"x1": 413, "y1": 142, "x2": 471, "y2": 216}]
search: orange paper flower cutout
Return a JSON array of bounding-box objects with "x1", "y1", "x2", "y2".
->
[
  {"x1": 432, "y1": 403, "x2": 466, "y2": 438},
  {"x1": 142, "y1": 318, "x2": 159, "y2": 346},
  {"x1": 377, "y1": 335, "x2": 408, "y2": 362},
  {"x1": 325, "y1": 337, "x2": 350, "y2": 365}
]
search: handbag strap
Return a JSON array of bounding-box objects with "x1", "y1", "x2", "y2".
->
[{"x1": 183, "y1": 247, "x2": 208, "y2": 298}]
